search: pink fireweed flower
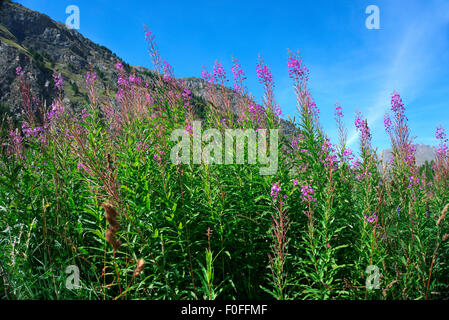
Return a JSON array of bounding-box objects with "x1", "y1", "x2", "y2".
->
[
  {"x1": 153, "y1": 150, "x2": 165, "y2": 162},
  {"x1": 309, "y1": 100, "x2": 318, "y2": 115},
  {"x1": 434, "y1": 125, "x2": 448, "y2": 169},
  {"x1": 354, "y1": 112, "x2": 363, "y2": 129},
  {"x1": 256, "y1": 57, "x2": 279, "y2": 118},
  {"x1": 304, "y1": 96, "x2": 320, "y2": 119},
  {"x1": 406, "y1": 145, "x2": 416, "y2": 163},
  {"x1": 436, "y1": 125, "x2": 447, "y2": 140},
  {"x1": 364, "y1": 212, "x2": 378, "y2": 224},
  {"x1": 256, "y1": 60, "x2": 273, "y2": 86},
  {"x1": 21, "y1": 122, "x2": 44, "y2": 142},
  {"x1": 182, "y1": 88, "x2": 191, "y2": 101},
  {"x1": 321, "y1": 138, "x2": 337, "y2": 169},
  {"x1": 48, "y1": 100, "x2": 64, "y2": 120},
  {"x1": 391, "y1": 91, "x2": 405, "y2": 121},
  {"x1": 334, "y1": 103, "x2": 343, "y2": 119},
  {"x1": 143, "y1": 25, "x2": 162, "y2": 74},
  {"x1": 201, "y1": 68, "x2": 216, "y2": 84},
  {"x1": 162, "y1": 61, "x2": 174, "y2": 81},
  {"x1": 53, "y1": 72, "x2": 64, "y2": 91},
  {"x1": 437, "y1": 144, "x2": 448, "y2": 157},
  {"x1": 115, "y1": 61, "x2": 129, "y2": 92},
  {"x1": 321, "y1": 138, "x2": 336, "y2": 154},
  {"x1": 342, "y1": 149, "x2": 355, "y2": 163},
  {"x1": 325, "y1": 154, "x2": 338, "y2": 170},
  {"x1": 352, "y1": 158, "x2": 362, "y2": 169},
  {"x1": 115, "y1": 61, "x2": 124, "y2": 72},
  {"x1": 334, "y1": 102, "x2": 348, "y2": 149},
  {"x1": 80, "y1": 108, "x2": 89, "y2": 123},
  {"x1": 21, "y1": 122, "x2": 32, "y2": 137},
  {"x1": 21, "y1": 123, "x2": 31, "y2": 137},
  {"x1": 9, "y1": 129, "x2": 22, "y2": 144},
  {"x1": 248, "y1": 104, "x2": 261, "y2": 114},
  {"x1": 201, "y1": 69, "x2": 209, "y2": 81},
  {"x1": 116, "y1": 89, "x2": 125, "y2": 102},
  {"x1": 137, "y1": 141, "x2": 149, "y2": 153},
  {"x1": 288, "y1": 49, "x2": 315, "y2": 122},
  {"x1": 16, "y1": 65, "x2": 24, "y2": 76},
  {"x1": 355, "y1": 168, "x2": 372, "y2": 181},
  {"x1": 6, "y1": 130, "x2": 24, "y2": 158},
  {"x1": 291, "y1": 138, "x2": 299, "y2": 151},
  {"x1": 85, "y1": 71, "x2": 97, "y2": 89},
  {"x1": 274, "y1": 107, "x2": 282, "y2": 117},
  {"x1": 384, "y1": 112, "x2": 392, "y2": 133},
  {"x1": 117, "y1": 74, "x2": 129, "y2": 86},
  {"x1": 248, "y1": 103, "x2": 265, "y2": 123},
  {"x1": 212, "y1": 61, "x2": 227, "y2": 83},
  {"x1": 408, "y1": 174, "x2": 420, "y2": 188},
  {"x1": 144, "y1": 28, "x2": 154, "y2": 42},
  {"x1": 129, "y1": 73, "x2": 143, "y2": 85},
  {"x1": 287, "y1": 52, "x2": 309, "y2": 82},
  {"x1": 292, "y1": 179, "x2": 298, "y2": 186},
  {"x1": 354, "y1": 110, "x2": 371, "y2": 146},
  {"x1": 300, "y1": 184, "x2": 316, "y2": 203},
  {"x1": 321, "y1": 138, "x2": 338, "y2": 169},
  {"x1": 231, "y1": 57, "x2": 246, "y2": 92},
  {"x1": 184, "y1": 123, "x2": 193, "y2": 135},
  {"x1": 270, "y1": 182, "x2": 281, "y2": 200}
]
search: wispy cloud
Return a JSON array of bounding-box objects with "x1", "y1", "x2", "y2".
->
[{"x1": 347, "y1": 1, "x2": 449, "y2": 147}]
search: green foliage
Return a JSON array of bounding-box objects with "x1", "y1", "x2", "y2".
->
[
  {"x1": 1, "y1": 55, "x2": 448, "y2": 301},
  {"x1": 28, "y1": 46, "x2": 47, "y2": 70},
  {"x1": 70, "y1": 81, "x2": 79, "y2": 96}
]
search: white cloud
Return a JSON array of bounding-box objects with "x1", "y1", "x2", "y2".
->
[{"x1": 348, "y1": 1, "x2": 449, "y2": 147}]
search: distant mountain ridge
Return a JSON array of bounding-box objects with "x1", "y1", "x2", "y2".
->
[{"x1": 382, "y1": 143, "x2": 437, "y2": 167}]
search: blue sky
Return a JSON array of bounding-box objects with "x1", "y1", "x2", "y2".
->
[{"x1": 17, "y1": 0, "x2": 449, "y2": 151}]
